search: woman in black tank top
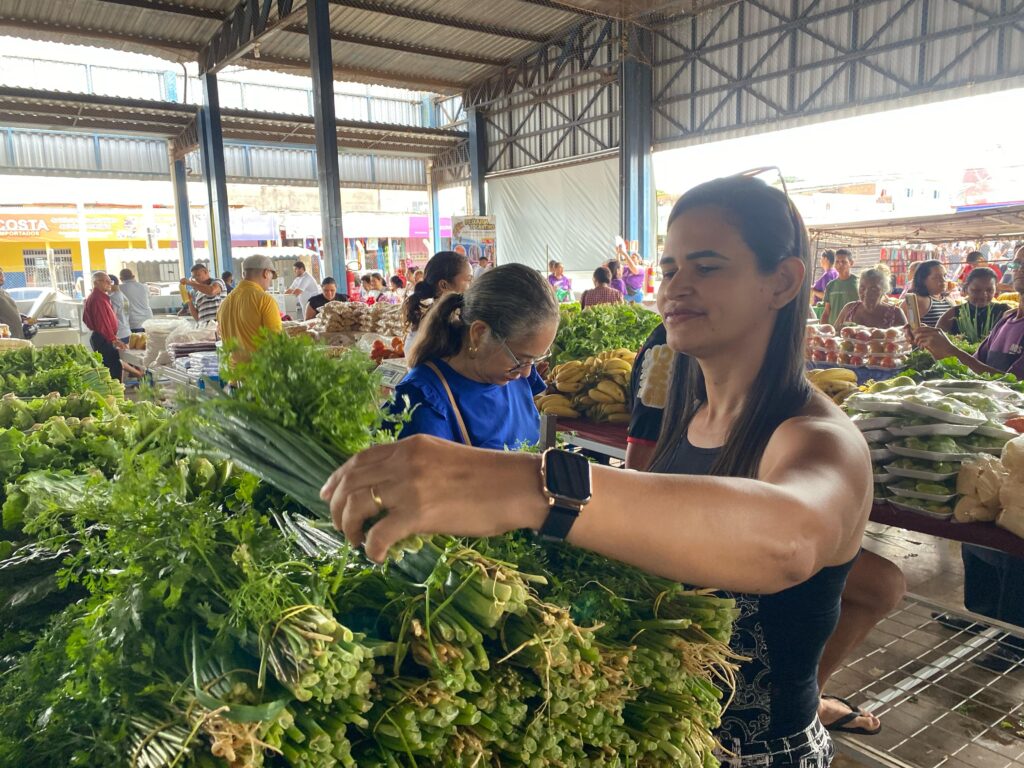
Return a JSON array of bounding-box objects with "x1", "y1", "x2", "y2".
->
[{"x1": 323, "y1": 174, "x2": 874, "y2": 768}]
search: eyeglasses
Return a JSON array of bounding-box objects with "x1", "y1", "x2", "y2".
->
[{"x1": 497, "y1": 335, "x2": 551, "y2": 375}]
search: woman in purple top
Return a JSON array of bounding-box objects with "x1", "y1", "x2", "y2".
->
[
  {"x1": 618, "y1": 250, "x2": 646, "y2": 303},
  {"x1": 812, "y1": 249, "x2": 838, "y2": 304},
  {"x1": 607, "y1": 260, "x2": 627, "y2": 296},
  {"x1": 547, "y1": 261, "x2": 573, "y2": 302}
]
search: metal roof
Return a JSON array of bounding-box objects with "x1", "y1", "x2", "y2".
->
[
  {"x1": 0, "y1": 0, "x2": 675, "y2": 94},
  {"x1": 0, "y1": 85, "x2": 467, "y2": 156},
  {"x1": 809, "y1": 205, "x2": 1024, "y2": 246}
]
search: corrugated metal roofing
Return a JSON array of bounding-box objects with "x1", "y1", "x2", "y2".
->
[
  {"x1": 0, "y1": 85, "x2": 466, "y2": 156},
  {"x1": 0, "y1": 0, "x2": 624, "y2": 93}
]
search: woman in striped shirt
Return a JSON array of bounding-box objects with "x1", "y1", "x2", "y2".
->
[{"x1": 903, "y1": 259, "x2": 952, "y2": 327}]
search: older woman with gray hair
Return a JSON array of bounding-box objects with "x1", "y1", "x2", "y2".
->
[
  {"x1": 391, "y1": 264, "x2": 559, "y2": 449},
  {"x1": 834, "y1": 267, "x2": 907, "y2": 328}
]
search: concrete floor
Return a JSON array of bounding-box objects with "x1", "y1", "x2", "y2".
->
[{"x1": 829, "y1": 523, "x2": 1024, "y2": 768}]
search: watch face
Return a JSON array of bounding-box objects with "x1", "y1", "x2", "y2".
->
[{"x1": 544, "y1": 450, "x2": 592, "y2": 501}]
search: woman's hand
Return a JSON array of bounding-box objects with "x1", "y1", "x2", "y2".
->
[
  {"x1": 911, "y1": 325, "x2": 957, "y2": 359},
  {"x1": 320, "y1": 435, "x2": 546, "y2": 562}
]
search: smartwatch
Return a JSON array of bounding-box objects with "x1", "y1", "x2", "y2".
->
[{"x1": 537, "y1": 448, "x2": 593, "y2": 541}]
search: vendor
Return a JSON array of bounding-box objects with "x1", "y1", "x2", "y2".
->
[
  {"x1": 304, "y1": 277, "x2": 341, "y2": 320},
  {"x1": 217, "y1": 254, "x2": 282, "y2": 360},
  {"x1": 833, "y1": 268, "x2": 907, "y2": 328},
  {"x1": 820, "y1": 249, "x2": 858, "y2": 325},
  {"x1": 181, "y1": 263, "x2": 225, "y2": 323},
  {"x1": 322, "y1": 174, "x2": 873, "y2": 766},
  {"x1": 0, "y1": 268, "x2": 26, "y2": 339},
  {"x1": 903, "y1": 259, "x2": 953, "y2": 326},
  {"x1": 402, "y1": 251, "x2": 472, "y2": 349},
  {"x1": 911, "y1": 250, "x2": 1024, "y2": 670},
  {"x1": 547, "y1": 261, "x2": 573, "y2": 303},
  {"x1": 285, "y1": 261, "x2": 319, "y2": 318},
  {"x1": 391, "y1": 264, "x2": 557, "y2": 449},
  {"x1": 936, "y1": 267, "x2": 1009, "y2": 343}
]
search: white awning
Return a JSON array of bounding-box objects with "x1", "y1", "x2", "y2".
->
[{"x1": 809, "y1": 205, "x2": 1024, "y2": 246}]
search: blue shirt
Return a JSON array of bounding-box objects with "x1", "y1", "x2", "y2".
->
[{"x1": 391, "y1": 358, "x2": 547, "y2": 448}]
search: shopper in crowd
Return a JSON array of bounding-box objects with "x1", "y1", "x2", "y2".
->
[
  {"x1": 472, "y1": 255, "x2": 492, "y2": 279},
  {"x1": 83, "y1": 270, "x2": 125, "y2": 380},
  {"x1": 820, "y1": 248, "x2": 858, "y2": 325},
  {"x1": 323, "y1": 175, "x2": 875, "y2": 766},
  {"x1": 402, "y1": 250, "x2": 472, "y2": 349},
  {"x1": 412, "y1": 269, "x2": 424, "y2": 286},
  {"x1": 833, "y1": 268, "x2": 907, "y2": 329},
  {"x1": 607, "y1": 259, "x2": 627, "y2": 296},
  {"x1": 118, "y1": 268, "x2": 153, "y2": 333},
  {"x1": 358, "y1": 274, "x2": 374, "y2": 302},
  {"x1": 388, "y1": 275, "x2": 406, "y2": 301},
  {"x1": 285, "y1": 261, "x2": 319, "y2": 318},
  {"x1": 956, "y1": 250, "x2": 1001, "y2": 285},
  {"x1": 903, "y1": 259, "x2": 953, "y2": 327},
  {"x1": 391, "y1": 264, "x2": 557, "y2": 449},
  {"x1": 181, "y1": 262, "x2": 225, "y2": 323},
  {"x1": 618, "y1": 248, "x2": 646, "y2": 303},
  {"x1": 107, "y1": 275, "x2": 131, "y2": 344},
  {"x1": 911, "y1": 250, "x2": 1024, "y2": 671},
  {"x1": 0, "y1": 268, "x2": 26, "y2": 339},
  {"x1": 217, "y1": 254, "x2": 282, "y2": 361},
  {"x1": 370, "y1": 272, "x2": 386, "y2": 294},
  {"x1": 547, "y1": 261, "x2": 573, "y2": 303},
  {"x1": 811, "y1": 249, "x2": 838, "y2": 304},
  {"x1": 626, "y1": 323, "x2": 898, "y2": 738},
  {"x1": 304, "y1": 277, "x2": 342, "y2": 320},
  {"x1": 222, "y1": 271, "x2": 235, "y2": 293},
  {"x1": 580, "y1": 266, "x2": 623, "y2": 309},
  {"x1": 937, "y1": 267, "x2": 1009, "y2": 343}
]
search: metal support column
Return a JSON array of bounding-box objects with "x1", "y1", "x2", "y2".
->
[
  {"x1": 170, "y1": 155, "x2": 195, "y2": 277},
  {"x1": 467, "y1": 107, "x2": 487, "y2": 216},
  {"x1": 307, "y1": 0, "x2": 348, "y2": 296},
  {"x1": 619, "y1": 25, "x2": 654, "y2": 261},
  {"x1": 198, "y1": 72, "x2": 230, "y2": 277},
  {"x1": 428, "y1": 162, "x2": 442, "y2": 254}
]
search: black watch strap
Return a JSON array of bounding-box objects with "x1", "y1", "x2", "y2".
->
[{"x1": 538, "y1": 503, "x2": 581, "y2": 541}]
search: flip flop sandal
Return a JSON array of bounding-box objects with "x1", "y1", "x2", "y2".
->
[{"x1": 822, "y1": 694, "x2": 883, "y2": 736}]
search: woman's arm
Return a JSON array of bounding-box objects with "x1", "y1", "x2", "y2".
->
[
  {"x1": 936, "y1": 306, "x2": 957, "y2": 332},
  {"x1": 304, "y1": 304, "x2": 317, "y2": 321},
  {"x1": 322, "y1": 404, "x2": 871, "y2": 593},
  {"x1": 834, "y1": 301, "x2": 856, "y2": 327},
  {"x1": 911, "y1": 326, "x2": 1005, "y2": 375}
]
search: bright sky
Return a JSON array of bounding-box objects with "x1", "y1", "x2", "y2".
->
[{"x1": 654, "y1": 87, "x2": 1024, "y2": 194}]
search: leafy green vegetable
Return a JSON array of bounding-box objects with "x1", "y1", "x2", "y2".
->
[{"x1": 551, "y1": 303, "x2": 662, "y2": 365}]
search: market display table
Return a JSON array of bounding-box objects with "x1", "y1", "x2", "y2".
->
[
  {"x1": 870, "y1": 501, "x2": 1024, "y2": 557},
  {"x1": 544, "y1": 416, "x2": 628, "y2": 461},
  {"x1": 806, "y1": 362, "x2": 906, "y2": 386}
]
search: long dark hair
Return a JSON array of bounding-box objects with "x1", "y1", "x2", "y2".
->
[
  {"x1": 402, "y1": 251, "x2": 469, "y2": 331},
  {"x1": 607, "y1": 260, "x2": 622, "y2": 280},
  {"x1": 649, "y1": 175, "x2": 812, "y2": 479},
  {"x1": 909, "y1": 259, "x2": 944, "y2": 297},
  {"x1": 408, "y1": 264, "x2": 558, "y2": 368}
]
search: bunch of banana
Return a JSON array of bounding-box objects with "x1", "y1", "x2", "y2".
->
[
  {"x1": 537, "y1": 349, "x2": 636, "y2": 422},
  {"x1": 806, "y1": 367, "x2": 860, "y2": 404}
]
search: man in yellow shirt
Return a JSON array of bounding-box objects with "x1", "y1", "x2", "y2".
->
[{"x1": 217, "y1": 254, "x2": 282, "y2": 359}]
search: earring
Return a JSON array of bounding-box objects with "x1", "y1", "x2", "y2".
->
[{"x1": 469, "y1": 346, "x2": 477, "y2": 357}]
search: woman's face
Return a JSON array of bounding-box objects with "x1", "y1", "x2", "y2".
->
[
  {"x1": 371, "y1": 275, "x2": 385, "y2": 290},
  {"x1": 322, "y1": 283, "x2": 337, "y2": 301},
  {"x1": 924, "y1": 265, "x2": 946, "y2": 296},
  {"x1": 657, "y1": 207, "x2": 796, "y2": 358},
  {"x1": 553, "y1": 264, "x2": 564, "y2": 278},
  {"x1": 471, "y1": 321, "x2": 558, "y2": 386},
  {"x1": 860, "y1": 277, "x2": 884, "y2": 308},
  {"x1": 820, "y1": 255, "x2": 832, "y2": 271},
  {"x1": 966, "y1": 276, "x2": 996, "y2": 308},
  {"x1": 439, "y1": 262, "x2": 473, "y2": 295}
]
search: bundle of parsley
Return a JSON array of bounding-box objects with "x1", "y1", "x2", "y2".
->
[{"x1": 0, "y1": 333, "x2": 739, "y2": 768}]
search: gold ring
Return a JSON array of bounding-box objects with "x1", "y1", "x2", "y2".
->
[{"x1": 369, "y1": 486, "x2": 384, "y2": 513}]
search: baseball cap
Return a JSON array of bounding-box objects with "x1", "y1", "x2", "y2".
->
[{"x1": 242, "y1": 254, "x2": 277, "y2": 277}]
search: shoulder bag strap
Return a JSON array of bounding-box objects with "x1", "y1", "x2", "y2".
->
[{"x1": 424, "y1": 360, "x2": 472, "y2": 446}]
